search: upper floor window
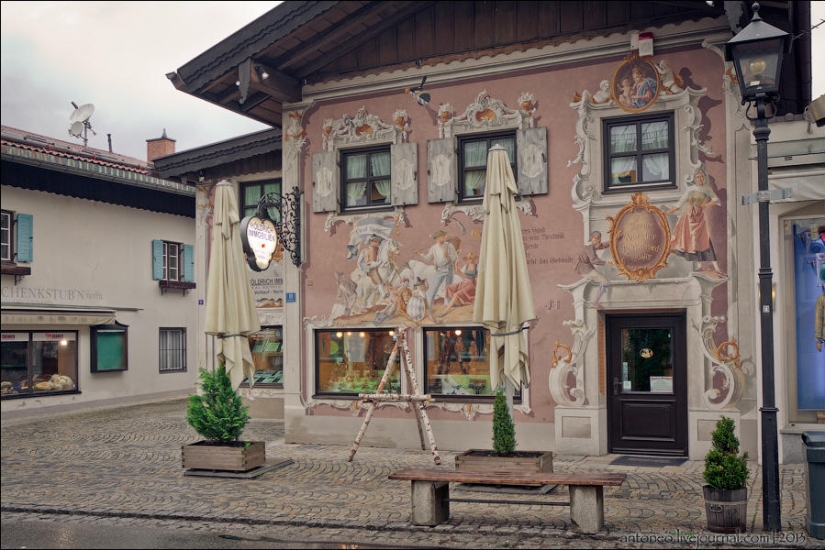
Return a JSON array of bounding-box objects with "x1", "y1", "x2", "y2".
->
[
  {"x1": 341, "y1": 146, "x2": 392, "y2": 212},
  {"x1": 458, "y1": 131, "x2": 516, "y2": 202},
  {"x1": 1, "y1": 210, "x2": 33, "y2": 264},
  {"x1": 151, "y1": 240, "x2": 195, "y2": 291},
  {"x1": 242, "y1": 180, "x2": 281, "y2": 223},
  {"x1": 603, "y1": 113, "x2": 675, "y2": 193}
]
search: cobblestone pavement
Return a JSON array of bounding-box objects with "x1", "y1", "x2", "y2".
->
[{"x1": 1, "y1": 398, "x2": 820, "y2": 549}]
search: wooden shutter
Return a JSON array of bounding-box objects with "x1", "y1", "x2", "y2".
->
[
  {"x1": 391, "y1": 142, "x2": 418, "y2": 206},
  {"x1": 152, "y1": 240, "x2": 164, "y2": 280},
  {"x1": 516, "y1": 127, "x2": 548, "y2": 196},
  {"x1": 312, "y1": 151, "x2": 339, "y2": 213},
  {"x1": 16, "y1": 213, "x2": 33, "y2": 262},
  {"x1": 427, "y1": 138, "x2": 456, "y2": 203},
  {"x1": 182, "y1": 244, "x2": 195, "y2": 283}
]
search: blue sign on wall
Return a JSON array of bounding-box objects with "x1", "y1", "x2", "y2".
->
[{"x1": 286, "y1": 292, "x2": 296, "y2": 303}]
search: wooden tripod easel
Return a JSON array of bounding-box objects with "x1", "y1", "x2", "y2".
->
[{"x1": 347, "y1": 327, "x2": 440, "y2": 464}]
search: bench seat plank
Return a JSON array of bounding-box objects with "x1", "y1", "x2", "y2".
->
[{"x1": 388, "y1": 468, "x2": 626, "y2": 487}]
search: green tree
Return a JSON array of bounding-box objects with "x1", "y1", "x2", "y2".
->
[
  {"x1": 186, "y1": 366, "x2": 250, "y2": 444},
  {"x1": 703, "y1": 416, "x2": 750, "y2": 490},
  {"x1": 492, "y1": 389, "x2": 516, "y2": 456}
]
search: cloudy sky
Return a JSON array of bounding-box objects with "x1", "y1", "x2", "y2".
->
[{"x1": 2, "y1": 1, "x2": 823, "y2": 162}]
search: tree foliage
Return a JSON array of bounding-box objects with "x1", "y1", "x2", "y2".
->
[
  {"x1": 703, "y1": 416, "x2": 750, "y2": 490},
  {"x1": 186, "y1": 366, "x2": 250, "y2": 444},
  {"x1": 492, "y1": 389, "x2": 516, "y2": 456}
]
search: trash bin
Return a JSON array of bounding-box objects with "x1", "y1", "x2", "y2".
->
[{"x1": 803, "y1": 431, "x2": 825, "y2": 540}]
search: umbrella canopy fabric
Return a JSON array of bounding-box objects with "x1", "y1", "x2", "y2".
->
[
  {"x1": 205, "y1": 181, "x2": 261, "y2": 391},
  {"x1": 472, "y1": 145, "x2": 536, "y2": 390}
]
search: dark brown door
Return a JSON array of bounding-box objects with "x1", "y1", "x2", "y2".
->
[{"x1": 607, "y1": 312, "x2": 687, "y2": 456}]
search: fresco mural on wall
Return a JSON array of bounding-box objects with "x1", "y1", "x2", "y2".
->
[
  {"x1": 607, "y1": 193, "x2": 672, "y2": 283},
  {"x1": 611, "y1": 54, "x2": 662, "y2": 112},
  {"x1": 330, "y1": 216, "x2": 481, "y2": 327}
]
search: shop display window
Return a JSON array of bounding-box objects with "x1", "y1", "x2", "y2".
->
[
  {"x1": 315, "y1": 329, "x2": 400, "y2": 396},
  {"x1": 1, "y1": 331, "x2": 78, "y2": 398},
  {"x1": 423, "y1": 327, "x2": 521, "y2": 400},
  {"x1": 244, "y1": 327, "x2": 283, "y2": 386}
]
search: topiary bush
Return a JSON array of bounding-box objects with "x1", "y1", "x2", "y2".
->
[
  {"x1": 703, "y1": 416, "x2": 750, "y2": 490},
  {"x1": 186, "y1": 366, "x2": 250, "y2": 444},
  {"x1": 492, "y1": 389, "x2": 516, "y2": 456}
]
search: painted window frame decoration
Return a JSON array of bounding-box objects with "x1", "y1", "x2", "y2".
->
[{"x1": 611, "y1": 54, "x2": 662, "y2": 113}]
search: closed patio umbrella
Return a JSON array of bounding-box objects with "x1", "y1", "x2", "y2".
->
[
  {"x1": 473, "y1": 145, "x2": 536, "y2": 393},
  {"x1": 205, "y1": 180, "x2": 261, "y2": 390}
]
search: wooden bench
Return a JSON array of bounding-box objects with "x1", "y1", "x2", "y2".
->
[{"x1": 388, "y1": 468, "x2": 626, "y2": 534}]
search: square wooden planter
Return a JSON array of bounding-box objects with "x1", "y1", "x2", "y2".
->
[
  {"x1": 455, "y1": 449, "x2": 554, "y2": 474},
  {"x1": 181, "y1": 440, "x2": 266, "y2": 472}
]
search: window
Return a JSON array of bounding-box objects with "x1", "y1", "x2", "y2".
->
[
  {"x1": 458, "y1": 131, "x2": 516, "y2": 202},
  {"x1": 1, "y1": 331, "x2": 78, "y2": 398},
  {"x1": 341, "y1": 146, "x2": 392, "y2": 211},
  {"x1": 91, "y1": 323, "x2": 128, "y2": 373},
  {"x1": 159, "y1": 328, "x2": 186, "y2": 373},
  {"x1": 423, "y1": 326, "x2": 521, "y2": 400},
  {"x1": 241, "y1": 180, "x2": 281, "y2": 223},
  {"x1": 152, "y1": 240, "x2": 194, "y2": 289},
  {"x1": 244, "y1": 327, "x2": 283, "y2": 386},
  {"x1": 603, "y1": 113, "x2": 675, "y2": 193},
  {"x1": 1, "y1": 210, "x2": 33, "y2": 279},
  {"x1": 315, "y1": 328, "x2": 400, "y2": 396}
]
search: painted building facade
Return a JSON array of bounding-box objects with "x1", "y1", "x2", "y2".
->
[{"x1": 164, "y1": 1, "x2": 823, "y2": 462}]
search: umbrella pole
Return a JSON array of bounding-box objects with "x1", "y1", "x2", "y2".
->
[{"x1": 505, "y1": 380, "x2": 515, "y2": 422}]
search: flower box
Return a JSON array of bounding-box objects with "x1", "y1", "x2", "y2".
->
[
  {"x1": 181, "y1": 440, "x2": 266, "y2": 472},
  {"x1": 454, "y1": 449, "x2": 554, "y2": 474}
]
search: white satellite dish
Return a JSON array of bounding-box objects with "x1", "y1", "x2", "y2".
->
[
  {"x1": 69, "y1": 103, "x2": 95, "y2": 123},
  {"x1": 67, "y1": 101, "x2": 96, "y2": 146},
  {"x1": 69, "y1": 121, "x2": 84, "y2": 137}
]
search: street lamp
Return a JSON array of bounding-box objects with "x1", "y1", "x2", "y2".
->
[{"x1": 725, "y1": 1, "x2": 791, "y2": 534}]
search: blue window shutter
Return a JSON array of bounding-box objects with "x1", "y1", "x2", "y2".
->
[
  {"x1": 16, "y1": 213, "x2": 33, "y2": 262},
  {"x1": 152, "y1": 240, "x2": 164, "y2": 280},
  {"x1": 183, "y1": 244, "x2": 195, "y2": 282}
]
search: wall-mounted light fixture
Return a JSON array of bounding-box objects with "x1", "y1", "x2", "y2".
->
[{"x1": 254, "y1": 63, "x2": 270, "y2": 80}]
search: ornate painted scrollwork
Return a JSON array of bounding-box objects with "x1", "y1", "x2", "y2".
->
[
  {"x1": 698, "y1": 315, "x2": 747, "y2": 409},
  {"x1": 438, "y1": 90, "x2": 532, "y2": 139},
  {"x1": 548, "y1": 319, "x2": 592, "y2": 407}
]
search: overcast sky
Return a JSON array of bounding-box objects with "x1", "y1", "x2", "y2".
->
[{"x1": 1, "y1": 1, "x2": 823, "y2": 162}]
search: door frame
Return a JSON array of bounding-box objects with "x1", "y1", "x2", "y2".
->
[{"x1": 606, "y1": 311, "x2": 688, "y2": 456}]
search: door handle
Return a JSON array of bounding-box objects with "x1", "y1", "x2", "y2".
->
[{"x1": 613, "y1": 377, "x2": 622, "y2": 396}]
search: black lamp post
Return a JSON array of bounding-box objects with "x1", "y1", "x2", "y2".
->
[{"x1": 725, "y1": 2, "x2": 791, "y2": 533}]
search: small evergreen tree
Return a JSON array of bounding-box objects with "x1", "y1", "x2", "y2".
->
[
  {"x1": 492, "y1": 389, "x2": 516, "y2": 456},
  {"x1": 186, "y1": 366, "x2": 250, "y2": 444},
  {"x1": 703, "y1": 416, "x2": 750, "y2": 490}
]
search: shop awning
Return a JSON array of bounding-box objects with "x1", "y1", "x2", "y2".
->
[{"x1": 1, "y1": 305, "x2": 117, "y2": 326}]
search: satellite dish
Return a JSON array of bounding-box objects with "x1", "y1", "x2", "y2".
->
[
  {"x1": 69, "y1": 121, "x2": 84, "y2": 137},
  {"x1": 69, "y1": 103, "x2": 95, "y2": 123}
]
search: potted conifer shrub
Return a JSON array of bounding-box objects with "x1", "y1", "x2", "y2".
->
[
  {"x1": 455, "y1": 389, "x2": 553, "y2": 473},
  {"x1": 703, "y1": 416, "x2": 750, "y2": 533},
  {"x1": 182, "y1": 366, "x2": 265, "y2": 472}
]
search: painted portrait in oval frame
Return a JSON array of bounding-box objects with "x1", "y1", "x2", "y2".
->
[{"x1": 611, "y1": 56, "x2": 661, "y2": 113}]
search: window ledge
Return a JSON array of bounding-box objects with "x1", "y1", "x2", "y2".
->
[
  {"x1": 1, "y1": 263, "x2": 31, "y2": 285},
  {"x1": 158, "y1": 280, "x2": 196, "y2": 295}
]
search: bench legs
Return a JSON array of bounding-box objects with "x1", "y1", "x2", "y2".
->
[
  {"x1": 410, "y1": 480, "x2": 450, "y2": 525},
  {"x1": 569, "y1": 485, "x2": 604, "y2": 534}
]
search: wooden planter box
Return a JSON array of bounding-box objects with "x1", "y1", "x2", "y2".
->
[
  {"x1": 182, "y1": 441, "x2": 266, "y2": 472},
  {"x1": 455, "y1": 449, "x2": 554, "y2": 474}
]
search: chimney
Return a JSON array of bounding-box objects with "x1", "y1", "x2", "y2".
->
[{"x1": 146, "y1": 128, "x2": 176, "y2": 162}]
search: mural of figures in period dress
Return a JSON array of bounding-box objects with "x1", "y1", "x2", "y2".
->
[
  {"x1": 665, "y1": 165, "x2": 725, "y2": 277},
  {"x1": 329, "y1": 218, "x2": 479, "y2": 326},
  {"x1": 611, "y1": 55, "x2": 661, "y2": 113}
]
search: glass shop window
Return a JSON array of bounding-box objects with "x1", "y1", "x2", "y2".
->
[
  {"x1": 245, "y1": 327, "x2": 284, "y2": 386},
  {"x1": 423, "y1": 326, "x2": 521, "y2": 401},
  {"x1": 315, "y1": 329, "x2": 401, "y2": 396},
  {"x1": 1, "y1": 331, "x2": 78, "y2": 398}
]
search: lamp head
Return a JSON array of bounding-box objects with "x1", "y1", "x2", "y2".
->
[{"x1": 724, "y1": 2, "x2": 791, "y2": 103}]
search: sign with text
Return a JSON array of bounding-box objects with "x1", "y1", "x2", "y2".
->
[{"x1": 607, "y1": 192, "x2": 671, "y2": 282}]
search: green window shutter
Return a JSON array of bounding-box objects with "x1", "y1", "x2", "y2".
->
[
  {"x1": 152, "y1": 240, "x2": 164, "y2": 280},
  {"x1": 16, "y1": 213, "x2": 33, "y2": 262},
  {"x1": 183, "y1": 244, "x2": 195, "y2": 282}
]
